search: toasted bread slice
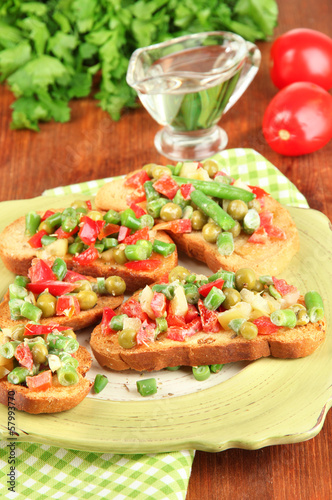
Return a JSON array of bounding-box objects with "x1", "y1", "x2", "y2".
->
[
  {"x1": 0, "y1": 214, "x2": 177, "y2": 292},
  {"x1": 0, "y1": 288, "x2": 123, "y2": 331},
  {"x1": 90, "y1": 311, "x2": 326, "y2": 372},
  {"x1": 95, "y1": 172, "x2": 300, "y2": 276},
  {"x1": 0, "y1": 346, "x2": 92, "y2": 414}
]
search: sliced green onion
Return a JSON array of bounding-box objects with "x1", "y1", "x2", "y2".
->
[
  {"x1": 182, "y1": 205, "x2": 194, "y2": 220},
  {"x1": 243, "y1": 209, "x2": 260, "y2": 234},
  {"x1": 57, "y1": 366, "x2": 79, "y2": 386},
  {"x1": 183, "y1": 284, "x2": 200, "y2": 304},
  {"x1": 7, "y1": 367, "x2": 30, "y2": 385},
  {"x1": 136, "y1": 239, "x2": 153, "y2": 258},
  {"x1": 146, "y1": 198, "x2": 168, "y2": 218},
  {"x1": 144, "y1": 181, "x2": 160, "y2": 202},
  {"x1": 46, "y1": 212, "x2": 62, "y2": 228},
  {"x1": 259, "y1": 275, "x2": 274, "y2": 285},
  {"x1": 152, "y1": 283, "x2": 175, "y2": 300},
  {"x1": 20, "y1": 302, "x2": 43, "y2": 323},
  {"x1": 124, "y1": 244, "x2": 149, "y2": 261},
  {"x1": 104, "y1": 209, "x2": 121, "y2": 225},
  {"x1": 172, "y1": 176, "x2": 255, "y2": 202},
  {"x1": 166, "y1": 366, "x2": 181, "y2": 371},
  {"x1": 192, "y1": 365, "x2": 211, "y2": 381},
  {"x1": 139, "y1": 214, "x2": 155, "y2": 229},
  {"x1": 0, "y1": 342, "x2": 16, "y2": 359},
  {"x1": 102, "y1": 237, "x2": 118, "y2": 249},
  {"x1": 110, "y1": 314, "x2": 128, "y2": 331},
  {"x1": 270, "y1": 309, "x2": 297, "y2": 328},
  {"x1": 269, "y1": 285, "x2": 281, "y2": 300},
  {"x1": 304, "y1": 291, "x2": 324, "y2": 323},
  {"x1": 156, "y1": 317, "x2": 168, "y2": 334},
  {"x1": 14, "y1": 275, "x2": 30, "y2": 288}
]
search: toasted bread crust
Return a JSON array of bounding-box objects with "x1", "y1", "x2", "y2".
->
[
  {"x1": 95, "y1": 173, "x2": 300, "y2": 276},
  {"x1": 0, "y1": 346, "x2": 92, "y2": 414},
  {"x1": 0, "y1": 214, "x2": 178, "y2": 292},
  {"x1": 0, "y1": 289, "x2": 123, "y2": 331}
]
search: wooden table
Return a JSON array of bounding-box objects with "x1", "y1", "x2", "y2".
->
[{"x1": 0, "y1": 0, "x2": 331, "y2": 498}]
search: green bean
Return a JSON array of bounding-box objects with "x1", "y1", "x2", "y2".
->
[
  {"x1": 94, "y1": 242, "x2": 105, "y2": 253},
  {"x1": 14, "y1": 275, "x2": 30, "y2": 288},
  {"x1": 243, "y1": 209, "x2": 260, "y2": 234},
  {"x1": 103, "y1": 209, "x2": 121, "y2": 225},
  {"x1": 47, "y1": 334, "x2": 79, "y2": 354},
  {"x1": 208, "y1": 270, "x2": 235, "y2": 289},
  {"x1": 146, "y1": 198, "x2": 168, "y2": 218},
  {"x1": 139, "y1": 214, "x2": 155, "y2": 229},
  {"x1": 269, "y1": 285, "x2": 282, "y2": 300},
  {"x1": 20, "y1": 302, "x2": 43, "y2": 323},
  {"x1": 110, "y1": 314, "x2": 128, "y2": 331},
  {"x1": 174, "y1": 162, "x2": 183, "y2": 176},
  {"x1": 192, "y1": 365, "x2": 211, "y2": 381},
  {"x1": 9, "y1": 299, "x2": 25, "y2": 320},
  {"x1": 136, "y1": 378, "x2": 157, "y2": 397},
  {"x1": 57, "y1": 366, "x2": 79, "y2": 386},
  {"x1": 0, "y1": 342, "x2": 16, "y2": 359},
  {"x1": 45, "y1": 211, "x2": 62, "y2": 228},
  {"x1": 25, "y1": 211, "x2": 41, "y2": 236},
  {"x1": 102, "y1": 237, "x2": 118, "y2": 249},
  {"x1": 96, "y1": 277, "x2": 106, "y2": 294},
  {"x1": 144, "y1": 181, "x2": 160, "y2": 202},
  {"x1": 152, "y1": 283, "x2": 175, "y2": 300},
  {"x1": 9, "y1": 284, "x2": 28, "y2": 301},
  {"x1": 156, "y1": 317, "x2": 168, "y2": 334},
  {"x1": 61, "y1": 216, "x2": 78, "y2": 233},
  {"x1": 270, "y1": 309, "x2": 297, "y2": 328},
  {"x1": 190, "y1": 189, "x2": 236, "y2": 231},
  {"x1": 124, "y1": 244, "x2": 148, "y2": 261},
  {"x1": 259, "y1": 275, "x2": 274, "y2": 286},
  {"x1": 7, "y1": 367, "x2": 30, "y2": 385},
  {"x1": 52, "y1": 258, "x2": 67, "y2": 281},
  {"x1": 182, "y1": 205, "x2": 194, "y2": 220},
  {"x1": 94, "y1": 374, "x2": 108, "y2": 394},
  {"x1": 120, "y1": 209, "x2": 141, "y2": 230},
  {"x1": 136, "y1": 239, "x2": 153, "y2": 258},
  {"x1": 68, "y1": 242, "x2": 84, "y2": 255},
  {"x1": 216, "y1": 232, "x2": 234, "y2": 256},
  {"x1": 58, "y1": 352, "x2": 79, "y2": 369},
  {"x1": 61, "y1": 207, "x2": 77, "y2": 223},
  {"x1": 41, "y1": 235, "x2": 58, "y2": 246},
  {"x1": 152, "y1": 239, "x2": 176, "y2": 257},
  {"x1": 183, "y1": 284, "x2": 200, "y2": 304},
  {"x1": 210, "y1": 364, "x2": 224, "y2": 373},
  {"x1": 172, "y1": 189, "x2": 190, "y2": 210},
  {"x1": 304, "y1": 291, "x2": 324, "y2": 322},
  {"x1": 203, "y1": 287, "x2": 225, "y2": 311},
  {"x1": 228, "y1": 318, "x2": 246, "y2": 333},
  {"x1": 172, "y1": 176, "x2": 255, "y2": 202},
  {"x1": 166, "y1": 366, "x2": 180, "y2": 371}
]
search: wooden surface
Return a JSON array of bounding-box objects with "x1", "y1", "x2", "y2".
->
[{"x1": 0, "y1": 0, "x2": 332, "y2": 498}]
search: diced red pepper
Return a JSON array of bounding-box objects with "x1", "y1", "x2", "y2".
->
[
  {"x1": 101, "y1": 307, "x2": 116, "y2": 335},
  {"x1": 150, "y1": 292, "x2": 166, "y2": 318},
  {"x1": 26, "y1": 370, "x2": 52, "y2": 391},
  {"x1": 167, "y1": 317, "x2": 202, "y2": 341},
  {"x1": 248, "y1": 226, "x2": 268, "y2": 244},
  {"x1": 272, "y1": 277, "x2": 298, "y2": 297},
  {"x1": 197, "y1": 299, "x2": 220, "y2": 333},
  {"x1": 63, "y1": 270, "x2": 89, "y2": 283},
  {"x1": 98, "y1": 223, "x2": 120, "y2": 240},
  {"x1": 41, "y1": 210, "x2": 55, "y2": 221},
  {"x1": 248, "y1": 185, "x2": 269, "y2": 199},
  {"x1": 72, "y1": 246, "x2": 99, "y2": 265},
  {"x1": 56, "y1": 295, "x2": 81, "y2": 317},
  {"x1": 153, "y1": 175, "x2": 179, "y2": 199},
  {"x1": 24, "y1": 323, "x2": 68, "y2": 336},
  {"x1": 28, "y1": 229, "x2": 48, "y2": 248},
  {"x1": 124, "y1": 170, "x2": 150, "y2": 189},
  {"x1": 158, "y1": 273, "x2": 169, "y2": 284},
  {"x1": 129, "y1": 202, "x2": 146, "y2": 218},
  {"x1": 15, "y1": 344, "x2": 33, "y2": 371},
  {"x1": 153, "y1": 219, "x2": 192, "y2": 233},
  {"x1": 185, "y1": 304, "x2": 200, "y2": 323},
  {"x1": 266, "y1": 225, "x2": 286, "y2": 239},
  {"x1": 86, "y1": 200, "x2": 92, "y2": 210},
  {"x1": 54, "y1": 226, "x2": 78, "y2": 239},
  {"x1": 79, "y1": 216, "x2": 105, "y2": 246},
  {"x1": 259, "y1": 211, "x2": 273, "y2": 227},
  {"x1": 28, "y1": 259, "x2": 57, "y2": 283},
  {"x1": 118, "y1": 226, "x2": 131, "y2": 242},
  {"x1": 126, "y1": 186, "x2": 147, "y2": 204},
  {"x1": 259, "y1": 211, "x2": 286, "y2": 240},
  {"x1": 198, "y1": 278, "x2": 224, "y2": 298},
  {"x1": 253, "y1": 316, "x2": 280, "y2": 335},
  {"x1": 121, "y1": 299, "x2": 149, "y2": 322},
  {"x1": 123, "y1": 227, "x2": 149, "y2": 245},
  {"x1": 124, "y1": 259, "x2": 161, "y2": 271},
  {"x1": 180, "y1": 183, "x2": 195, "y2": 200},
  {"x1": 136, "y1": 320, "x2": 156, "y2": 345},
  {"x1": 27, "y1": 281, "x2": 76, "y2": 296},
  {"x1": 167, "y1": 314, "x2": 187, "y2": 327}
]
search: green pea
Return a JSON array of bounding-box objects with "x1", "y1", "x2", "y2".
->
[
  {"x1": 222, "y1": 288, "x2": 242, "y2": 309},
  {"x1": 36, "y1": 292, "x2": 56, "y2": 318},
  {"x1": 77, "y1": 290, "x2": 98, "y2": 310},
  {"x1": 229, "y1": 220, "x2": 241, "y2": 238},
  {"x1": 239, "y1": 321, "x2": 258, "y2": 340},
  {"x1": 72, "y1": 280, "x2": 92, "y2": 293},
  {"x1": 202, "y1": 222, "x2": 222, "y2": 243},
  {"x1": 38, "y1": 220, "x2": 53, "y2": 234},
  {"x1": 113, "y1": 245, "x2": 128, "y2": 265},
  {"x1": 201, "y1": 159, "x2": 219, "y2": 178},
  {"x1": 151, "y1": 165, "x2": 172, "y2": 179},
  {"x1": 10, "y1": 324, "x2": 25, "y2": 342},
  {"x1": 118, "y1": 329, "x2": 137, "y2": 349},
  {"x1": 235, "y1": 268, "x2": 257, "y2": 291},
  {"x1": 191, "y1": 210, "x2": 208, "y2": 230},
  {"x1": 227, "y1": 199, "x2": 248, "y2": 221},
  {"x1": 105, "y1": 276, "x2": 126, "y2": 296},
  {"x1": 31, "y1": 343, "x2": 48, "y2": 364},
  {"x1": 160, "y1": 203, "x2": 182, "y2": 222},
  {"x1": 168, "y1": 266, "x2": 190, "y2": 283}
]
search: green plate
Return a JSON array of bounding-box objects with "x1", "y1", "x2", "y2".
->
[{"x1": 0, "y1": 195, "x2": 331, "y2": 453}]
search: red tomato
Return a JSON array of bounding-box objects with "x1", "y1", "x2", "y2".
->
[
  {"x1": 101, "y1": 307, "x2": 116, "y2": 335},
  {"x1": 28, "y1": 259, "x2": 56, "y2": 283},
  {"x1": 124, "y1": 259, "x2": 161, "y2": 271},
  {"x1": 26, "y1": 370, "x2": 52, "y2": 391},
  {"x1": 262, "y1": 82, "x2": 332, "y2": 156},
  {"x1": 72, "y1": 246, "x2": 99, "y2": 265},
  {"x1": 253, "y1": 316, "x2": 280, "y2": 335},
  {"x1": 121, "y1": 299, "x2": 148, "y2": 322},
  {"x1": 15, "y1": 344, "x2": 34, "y2": 371},
  {"x1": 153, "y1": 175, "x2": 179, "y2": 199},
  {"x1": 27, "y1": 281, "x2": 76, "y2": 296},
  {"x1": 270, "y1": 29, "x2": 332, "y2": 91},
  {"x1": 136, "y1": 320, "x2": 156, "y2": 345},
  {"x1": 56, "y1": 296, "x2": 80, "y2": 317}
]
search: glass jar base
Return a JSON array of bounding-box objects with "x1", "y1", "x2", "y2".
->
[{"x1": 154, "y1": 126, "x2": 228, "y2": 161}]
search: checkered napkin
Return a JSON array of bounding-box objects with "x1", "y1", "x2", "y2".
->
[{"x1": 0, "y1": 149, "x2": 308, "y2": 500}]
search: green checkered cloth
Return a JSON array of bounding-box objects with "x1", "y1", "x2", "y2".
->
[{"x1": 0, "y1": 149, "x2": 308, "y2": 500}]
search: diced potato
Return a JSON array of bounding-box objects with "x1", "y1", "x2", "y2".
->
[
  {"x1": 139, "y1": 285, "x2": 155, "y2": 320},
  {"x1": 240, "y1": 289, "x2": 270, "y2": 316},
  {"x1": 218, "y1": 302, "x2": 252, "y2": 330},
  {"x1": 0, "y1": 366, "x2": 10, "y2": 379},
  {"x1": 48, "y1": 354, "x2": 62, "y2": 372},
  {"x1": 191, "y1": 168, "x2": 211, "y2": 181},
  {"x1": 123, "y1": 317, "x2": 141, "y2": 332},
  {"x1": 232, "y1": 179, "x2": 252, "y2": 192},
  {"x1": 180, "y1": 162, "x2": 200, "y2": 178},
  {"x1": 37, "y1": 238, "x2": 68, "y2": 258},
  {"x1": 169, "y1": 285, "x2": 188, "y2": 317},
  {"x1": 0, "y1": 357, "x2": 13, "y2": 370}
]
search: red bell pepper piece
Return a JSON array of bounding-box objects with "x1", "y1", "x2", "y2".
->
[
  {"x1": 198, "y1": 278, "x2": 224, "y2": 297},
  {"x1": 54, "y1": 226, "x2": 79, "y2": 239},
  {"x1": 26, "y1": 370, "x2": 52, "y2": 391},
  {"x1": 63, "y1": 270, "x2": 89, "y2": 283},
  {"x1": 117, "y1": 226, "x2": 131, "y2": 242},
  {"x1": 248, "y1": 226, "x2": 268, "y2": 244},
  {"x1": 123, "y1": 227, "x2": 149, "y2": 245},
  {"x1": 129, "y1": 202, "x2": 146, "y2": 218},
  {"x1": 153, "y1": 175, "x2": 179, "y2": 199},
  {"x1": 28, "y1": 230, "x2": 48, "y2": 248},
  {"x1": 158, "y1": 273, "x2": 169, "y2": 284},
  {"x1": 27, "y1": 281, "x2": 76, "y2": 296},
  {"x1": 259, "y1": 211, "x2": 286, "y2": 240},
  {"x1": 41, "y1": 210, "x2": 55, "y2": 221},
  {"x1": 153, "y1": 219, "x2": 192, "y2": 233},
  {"x1": 272, "y1": 277, "x2": 298, "y2": 297},
  {"x1": 101, "y1": 307, "x2": 116, "y2": 335},
  {"x1": 86, "y1": 200, "x2": 92, "y2": 210},
  {"x1": 24, "y1": 323, "x2": 69, "y2": 336},
  {"x1": 197, "y1": 299, "x2": 220, "y2": 333},
  {"x1": 136, "y1": 320, "x2": 156, "y2": 345},
  {"x1": 180, "y1": 183, "x2": 195, "y2": 200},
  {"x1": 124, "y1": 259, "x2": 161, "y2": 271},
  {"x1": 248, "y1": 185, "x2": 269, "y2": 199},
  {"x1": 167, "y1": 317, "x2": 202, "y2": 341},
  {"x1": 121, "y1": 299, "x2": 149, "y2": 322},
  {"x1": 28, "y1": 259, "x2": 57, "y2": 283},
  {"x1": 150, "y1": 292, "x2": 166, "y2": 318},
  {"x1": 72, "y1": 246, "x2": 99, "y2": 265},
  {"x1": 98, "y1": 223, "x2": 120, "y2": 240},
  {"x1": 126, "y1": 186, "x2": 147, "y2": 204},
  {"x1": 253, "y1": 316, "x2": 280, "y2": 335},
  {"x1": 167, "y1": 314, "x2": 186, "y2": 327},
  {"x1": 56, "y1": 296, "x2": 80, "y2": 317},
  {"x1": 79, "y1": 216, "x2": 105, "y2": 246},
  {"x1": 185, "y1": 304, "x2": 199, "y2": 323},
  {"x1": 15, "y1": 344, "x2": 33, "y2": 371},
  {"x1": 124, "y1": 171, "x2": 150, "y2": 189}
]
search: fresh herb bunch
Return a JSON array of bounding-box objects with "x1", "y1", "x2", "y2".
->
[{"x1": 0, "y1": 0, "x2": 278, "y2": 131}]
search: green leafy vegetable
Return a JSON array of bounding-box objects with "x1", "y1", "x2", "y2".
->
[{"x1": 0, "y1": 0, "x2": 278, "y2": 130}]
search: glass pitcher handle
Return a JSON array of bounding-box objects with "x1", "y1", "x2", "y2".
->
[{"x1": 223, "y1": 42, "x2": 261, "y2": 114}]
